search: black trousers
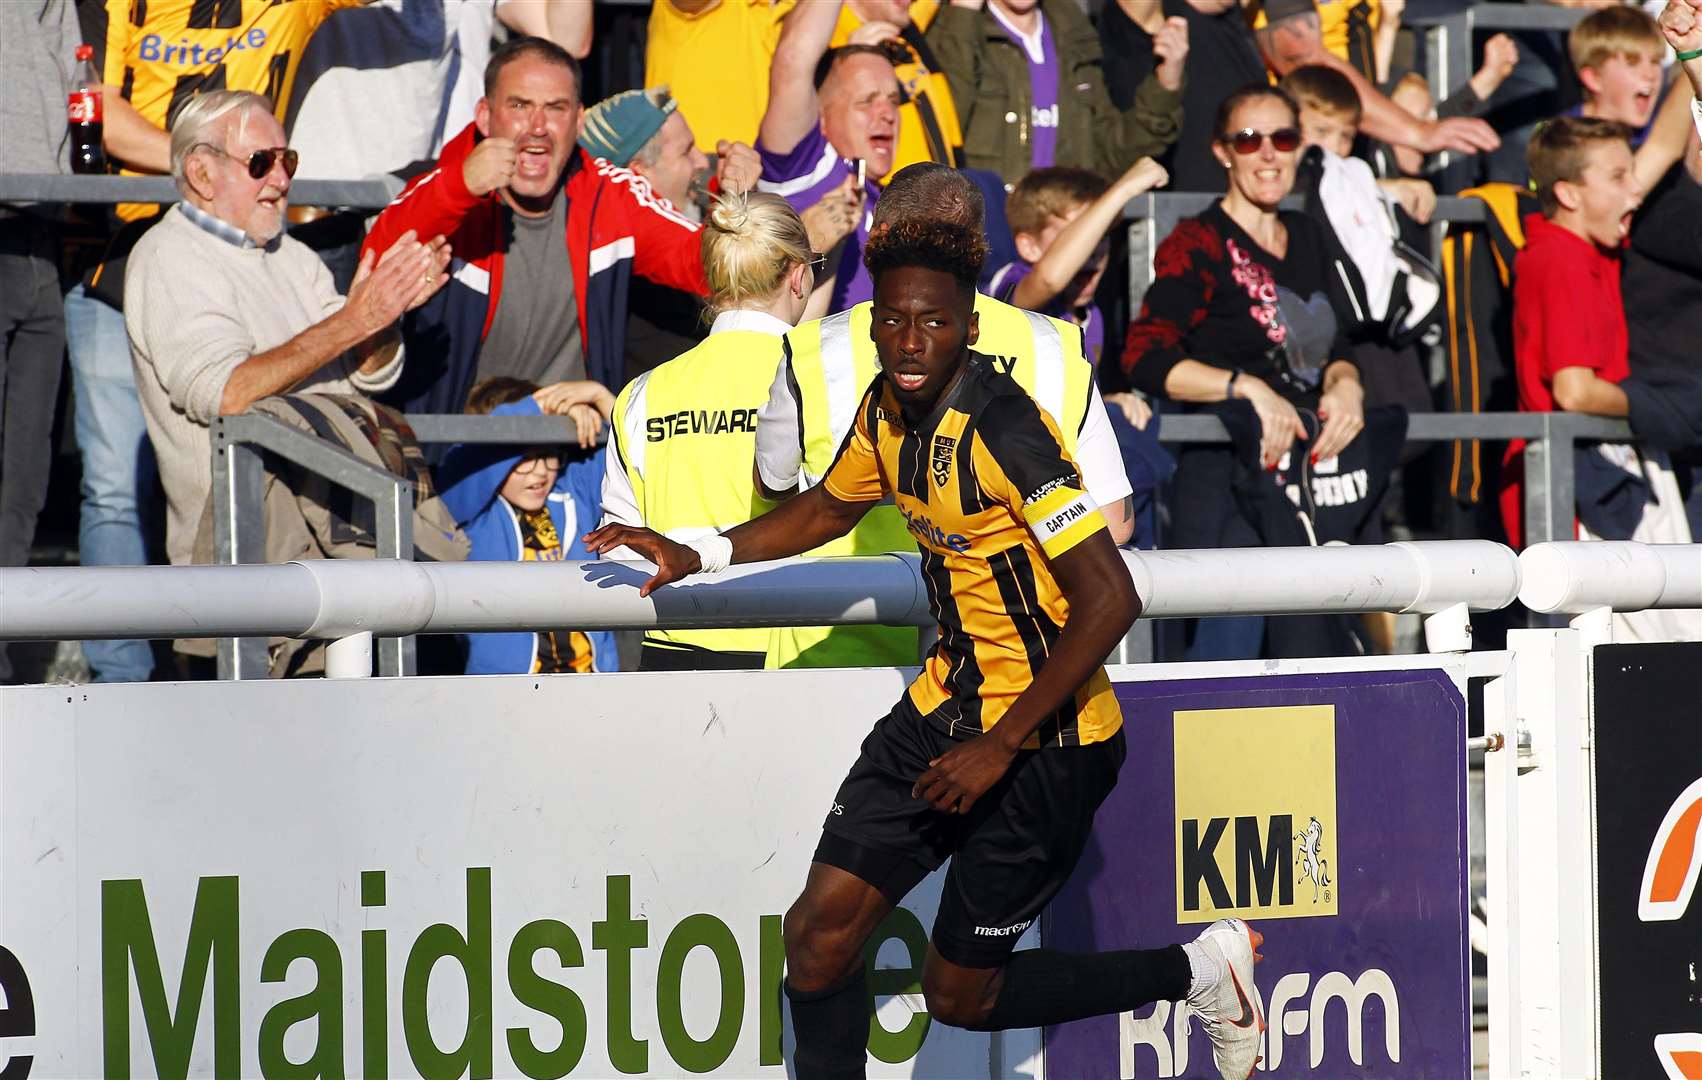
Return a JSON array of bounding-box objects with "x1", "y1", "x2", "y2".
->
[
  {"x1": 638, "y1": 642, "x2": 766, "y2": 671},
  {"x1": 0, "y1": 217, "x2": 67, "y2": 682}
]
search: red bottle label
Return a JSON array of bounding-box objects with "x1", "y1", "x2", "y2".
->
[{"x1": 68, "y1": 90, "x2": 102, "y2": 124}]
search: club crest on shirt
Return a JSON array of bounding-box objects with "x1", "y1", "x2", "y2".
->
[{"x1": 931, "y1": 435, "x2": 957, "y2": 488}]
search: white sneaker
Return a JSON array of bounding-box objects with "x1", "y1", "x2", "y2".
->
[{"x1": 1184, "y1": 918, "x2": 1266, "y2": 1080}]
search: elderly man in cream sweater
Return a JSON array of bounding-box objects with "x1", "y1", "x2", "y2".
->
[{"x1": 125, "y1": 89, "x2": 451, "y2": 568}]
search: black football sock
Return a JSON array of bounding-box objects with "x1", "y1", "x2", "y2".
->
[
  {"x1": 980, "y1": 945, "x2": 1192, "y2": 1030},
  {"x1": 786, "y1": 967, "x2": 870, "y2": 1080}
]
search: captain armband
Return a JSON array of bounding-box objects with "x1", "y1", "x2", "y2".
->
[{"x1": 1021, "y1": 476, "x2": 1106, "y2": 559}]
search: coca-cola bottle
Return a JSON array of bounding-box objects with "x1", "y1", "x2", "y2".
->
[{"x1": 68, "y1": 44, "x2": 107, "y2": 174}]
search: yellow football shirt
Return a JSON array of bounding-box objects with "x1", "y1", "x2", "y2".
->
[
  {"x1": 822, "y1": 359, "x2": 1122, "y2": 747},
  {"x1": 645, "y1": 0, "x2": 798, "y2": 152},
  {"x1": 85, "y1": 0, "x2": 358, "y2": 220}
]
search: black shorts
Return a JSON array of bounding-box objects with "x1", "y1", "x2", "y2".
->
[{"x1": 814, "y1": 702, "x2": 1126, "y2": 968}]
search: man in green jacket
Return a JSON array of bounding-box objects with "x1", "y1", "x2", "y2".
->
[{"x1": 928, "y1": 0, "x2": 1187, "y2": 188}]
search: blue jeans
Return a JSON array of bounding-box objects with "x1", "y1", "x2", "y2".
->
[
  {"x1": 65, "y1": 283, "x2": 155, "y2": 682},
  {"x1": 1184, "y1": 616, "x2": 1265, "y2": 663}
]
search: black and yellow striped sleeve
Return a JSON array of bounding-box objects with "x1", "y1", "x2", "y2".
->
[
  {"x1": 83, "y1": 0, "x2": 129, "y2": 88},
  {"x1": 977, "y1": 393, "x2": 1105, "y2": 560}
]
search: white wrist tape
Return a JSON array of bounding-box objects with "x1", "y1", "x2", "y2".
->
[{"x1": 686, "y1": 533, "x2": 733, "y2": 575}]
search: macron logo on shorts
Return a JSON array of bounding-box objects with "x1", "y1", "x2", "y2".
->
[{"x1": 973, "y1": 918, "x2": 1033, "y2": 937}]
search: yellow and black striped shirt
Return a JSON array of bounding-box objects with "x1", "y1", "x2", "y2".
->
[
  {"x1": 84, "y1": 0, "x2": 356, "y2": 220},
  {"x1": 822, "y1": 357, "x2": 1122, "y2": 747}
]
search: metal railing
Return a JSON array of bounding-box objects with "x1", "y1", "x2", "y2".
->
[
  {"x1": 0, "y1": 0, "x2": 1585, "y2": 216},
  {"x1": 1121, "y1": 192, "x2": 1489, "y2": 311},
  {"x1": 0, "y1": 540, "x2": 1525, "y2": 669},
  {"x1": 207, "y1": 407, "x2": 1628, "y2": 677},
  {"x1": 0, "y1": 174, "x2": 399, "y2": 209},
  {"x1": 1157, "y1": 410, "x2": 1632, "y2": 547},
  {"x1": 210, "y1": 411, "x2": 598, "y2": 678},
  {"x1": 8, "y1": 541, "x2": 1701, "y2": 674}
]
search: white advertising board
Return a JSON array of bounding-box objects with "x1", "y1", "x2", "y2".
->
[
  {"x1": 0, "y1": 653, "x2": 1470, "y2": 1078},
  {"x1": 0, "y1": 668, "x2": 1037, "y2": 1078}
]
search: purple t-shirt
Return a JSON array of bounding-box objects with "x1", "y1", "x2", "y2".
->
[
  {"x1": 989, "y1": 260, "x2": 1105, "y2": 366},
  {"x1": 756, "y1": 125, "x2": 881, "y2": 311},
  {"x1": 1561, "y1": 102, "x2": 1653, "y2": 148},
  {"x1": 990, "y1": 3, "x2": 1060, "y2": 170}
]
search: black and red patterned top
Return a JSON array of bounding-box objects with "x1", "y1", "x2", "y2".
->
[{"x1": 1120, "y1": 202, "x2": 1354, "y2": 404}]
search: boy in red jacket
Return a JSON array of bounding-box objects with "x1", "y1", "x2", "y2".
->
[{"x1": 1501, "y1": 116, "x2": 1642, "y2": 549}]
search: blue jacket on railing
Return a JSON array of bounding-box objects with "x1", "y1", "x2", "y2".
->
[{"x1": 437, "y1": 397, "x2": 619, "y2": 674}]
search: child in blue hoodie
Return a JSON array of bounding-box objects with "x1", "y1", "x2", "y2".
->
[{"x1": 438, "y1": 377, "x2": 619, "y2": 674}]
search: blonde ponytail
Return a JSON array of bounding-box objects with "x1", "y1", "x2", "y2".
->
[{"x1": 700, "y1": 191, "x2": 812, "y2": 317}]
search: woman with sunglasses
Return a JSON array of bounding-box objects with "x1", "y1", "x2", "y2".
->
[
  {"x1": 1120, "y1": 84, "x2": 1369, "y2": 660},
  {"x1": 597, "y1": 191, "x2": 822, "y2": 671}
]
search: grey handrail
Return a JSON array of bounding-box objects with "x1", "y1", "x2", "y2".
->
[
  {"x1": 210, "y1": 411, "x2": 601, "y2": 679},
  {"x1": 1152, "y1": 411, "x2": 1630, "y2": 551},
  {"x1": 212, "y1": 415, "x2": 417, "y2": 677},
  {"x1": 209, "y1": 407, "x2": 1627, "y2": 678},
  {"x1": 1121, "y1": 193, "x2": 1489, "y2": 311},
  {"x1": 0, "y1": 174, "x2": 401, "y2": 209}
]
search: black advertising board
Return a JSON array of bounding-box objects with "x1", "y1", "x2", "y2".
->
[{"x1": 1592, "y1": 642, "x2": 1702, "y2": 1080}]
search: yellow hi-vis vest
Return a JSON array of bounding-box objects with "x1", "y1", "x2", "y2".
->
[
  {"x1": 608, "y1": 317, "x2": 784, "y2": 657},
  {"x1": 766, "y1": 292, "x2": 1096, "y2": 669}
]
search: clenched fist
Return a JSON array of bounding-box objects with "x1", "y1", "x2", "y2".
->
[
  {"x1": 463, "y1": 136, "x2": 518, "y2": 197},
  {"x1": 1125, "y1": 156, "x2": 1170, "y2": 193},
  {"x1": 1153, "y1": 17, "x2": 1190, "y2": 92},
  {"x1": 715, "y1": 140, "x2": 762, "y2": 196},
  {"x1": 1662, "y1": 0, "x2": 1702, "y2": 57}
]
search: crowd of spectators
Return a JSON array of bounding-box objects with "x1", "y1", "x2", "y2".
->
[{"x1": 6, "y1": 0, "x2": 1702, "y2": 681}]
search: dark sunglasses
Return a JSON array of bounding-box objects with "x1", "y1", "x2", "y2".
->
[
  {"x1": 1223, "y1": 127, "x2": 1302, "y2": 155},
  {"x1": 202, "y1": 143, "x2": 299, "y2": 179}
]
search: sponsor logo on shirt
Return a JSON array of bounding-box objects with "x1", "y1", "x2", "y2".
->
[
  {"x1": 138, "y1": 28, "x2": 269, "y2": 66},
  {"x1": 900, "y1": 505, "x2": 970, "y2": 553}
]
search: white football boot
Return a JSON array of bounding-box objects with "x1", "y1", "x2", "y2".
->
[{"x1": 1183, "y1": 918, "x2": 1266, "y2": 1080}]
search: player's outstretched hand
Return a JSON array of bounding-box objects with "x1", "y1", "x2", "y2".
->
[
  {"x1": 582, "y1": 524, "x2": 702, "y2": 596},
  {"x1": 912, "y1": 734, "x2": 1018, "y2": 815}
]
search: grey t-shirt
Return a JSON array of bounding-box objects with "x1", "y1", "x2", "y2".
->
[{"x1": 478, "y1": 190, "x2": 584, "y2": 385}]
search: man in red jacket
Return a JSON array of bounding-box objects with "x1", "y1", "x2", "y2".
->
[{"x1": 362, "y1": 37, "x2": 713, "y2": 423}]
